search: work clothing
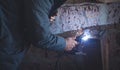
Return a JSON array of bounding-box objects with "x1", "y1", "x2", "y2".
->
[{"x1": 0, "y1": 0, "x2": 66, "y2": 70}]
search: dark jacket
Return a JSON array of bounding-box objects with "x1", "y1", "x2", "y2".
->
[{"x1": 0, "y1": 0, "x2": 66, "y2": 69}]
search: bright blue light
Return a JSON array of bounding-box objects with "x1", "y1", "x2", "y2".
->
[{"x1": 82, "y1": 35, "x2": 91, "y2": 41}]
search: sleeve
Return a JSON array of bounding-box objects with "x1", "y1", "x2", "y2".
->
[{"x1": 24, "y1": 0, "x2": 66, "y2": 51}]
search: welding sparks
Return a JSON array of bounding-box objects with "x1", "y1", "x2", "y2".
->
[{"x1": 82, "y1": 35, "x2": 91, "y2": 41}]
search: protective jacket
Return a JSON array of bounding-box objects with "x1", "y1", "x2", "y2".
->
[{"x1": 0, "y1": 0, "x2": 66, "y2": 70}]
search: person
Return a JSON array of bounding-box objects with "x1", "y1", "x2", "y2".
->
[{"x1": 0, "y1": 0, "x2": 79, "y2": 70}]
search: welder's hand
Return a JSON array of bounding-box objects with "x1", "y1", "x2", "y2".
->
[
  {"x1": 64, "y1": 37, "x2": 78, "y2": 51},
  {"x1": 49, "y1": 16, "x2": 55, "y2": 23}
]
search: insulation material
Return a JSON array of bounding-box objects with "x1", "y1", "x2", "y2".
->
[
  {"x1": 59, "y1": 4, "x2": 101, "y2": 31},
  {"x1": 50, "y1": 3, "x2": 120, "y2": 34},
  {"x1": 107, "y1": 3, "x2": 120, "y2": 24}
]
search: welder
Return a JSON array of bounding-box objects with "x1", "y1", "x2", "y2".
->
[{"x1": 0, "y1": 0, "x2": 81, "y2": 70}]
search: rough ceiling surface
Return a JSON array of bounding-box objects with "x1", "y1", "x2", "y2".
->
[{"x1": 50, "y1": 3, "x2": 120, "y2": 34}]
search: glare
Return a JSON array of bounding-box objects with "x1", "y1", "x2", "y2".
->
[{"x1": 82, "y1": 35, "x2": 91, "y2": 41}]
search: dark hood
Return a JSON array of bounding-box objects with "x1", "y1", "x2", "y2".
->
[{"x1": 49, "y1": 0, "x2": 67, "y2": 18}]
